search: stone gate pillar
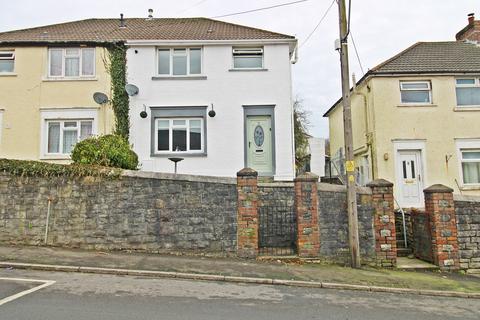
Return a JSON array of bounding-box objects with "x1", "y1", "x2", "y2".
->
[
  {"x1": 424, "y1": 185, "x2": 459, "y2": 271},
  {"x1": 236, "y1": 168, "x2": 259, "y2": 258},
  {"x1": 367, "y1": 179, "x2": 397, "y2": 267},
  {"x1": 294, "y1": 172, "x2": 320, "y2": 258}
]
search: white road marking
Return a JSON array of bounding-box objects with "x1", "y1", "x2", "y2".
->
[{"x1": 0, "y1": 277, "x2": 56, "y2": 306}]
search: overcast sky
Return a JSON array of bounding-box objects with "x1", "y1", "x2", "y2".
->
[{"x1": 1, "y1": 0, "x2": 478, "y2": 137}]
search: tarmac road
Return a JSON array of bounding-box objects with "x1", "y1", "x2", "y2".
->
[{"x1": 0, "y1": 268, "x2": 479, "y2": 320}]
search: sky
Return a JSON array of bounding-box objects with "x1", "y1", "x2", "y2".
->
[{"x1": 1, "y1": 0, "x2": 478, "y2": 138}]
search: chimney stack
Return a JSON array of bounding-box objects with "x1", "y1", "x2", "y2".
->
[
  {"x1": 119, "y1": 13, "x2": 126, "y2": 28},
  {"x1": 147, "y1": 9, "x2": 154, "y2": 20},
  {"x1": 456, "y1": 13, "x2": 479, "y2": 42}
]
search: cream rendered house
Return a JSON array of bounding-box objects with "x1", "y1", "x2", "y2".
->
[
  {"x1": 0, "y1": 26, "x2": 115, "y2": 161},
  {"x1": 325, "y1": 14, "x2": 480, "y2": 207}
]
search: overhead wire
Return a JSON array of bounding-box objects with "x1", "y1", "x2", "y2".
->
[
  {"x1": 299, "y1": 0, "x2": 336, "y2": 48},
  {"x1": 176, "y1": 0, "x2": 210, "y2": 14},
  {"x1": 211, "y1": 0, "x2": 309, "y2": 19},
  {"x1": 349, "y1": 31, "x2": 365, "y2": 75}
]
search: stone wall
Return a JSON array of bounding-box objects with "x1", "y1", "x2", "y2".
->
[
  {"x1": 317, "y1": 183, "x2": 376, "y2": 264},
  {"x1": 0, "y1": 171, "x2": 237, "y2": 254},
  {"x1": 455, "y1": 198, "x2": 480, "y2": 270}
]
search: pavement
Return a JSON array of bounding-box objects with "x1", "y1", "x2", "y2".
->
[
  {"x1": 1, "y1": 268, "x2": 479, "y2": 320},
  {"x1": 1, "y1": 245, "x2": 480, "y2": 297}
]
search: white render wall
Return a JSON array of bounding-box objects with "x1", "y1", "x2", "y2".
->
[{"x1": 126, "y1": 43, "x2": 295, "y2": 180}]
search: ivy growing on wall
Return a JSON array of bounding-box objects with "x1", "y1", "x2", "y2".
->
[{"x1": 105, "y1": 43, "x2": 130, "y2": 138}]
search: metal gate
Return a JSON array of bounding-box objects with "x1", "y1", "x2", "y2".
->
[{"x1": 258, "y1": 206, "x2": 297, "y2": 256}]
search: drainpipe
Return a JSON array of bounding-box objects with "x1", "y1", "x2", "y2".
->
[{"x1": 44, "y1": 196, "x2": 53, "y2": 245}]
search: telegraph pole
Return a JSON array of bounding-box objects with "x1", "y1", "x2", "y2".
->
[{"x1": 337, "y1": 0, "x2": 361, "y2": 268}]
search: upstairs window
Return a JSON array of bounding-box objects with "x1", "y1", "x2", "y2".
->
[
  {"x1": 400, "y1": 81, "x2": 431, "y2": 104},
  {"x1": 48, "y1": 48, "x2": 95, "y2": 78},
  {"x1": 232, "y1": 47, "x2": 263, "y2": 69},
  {"x1": 0, "y1": 51, "x2": 15, "y2": 73},
  {"x1": 456, "y1": 78, "x2": 480, "y2": 107},
  {"x1": 157, "y1": 48, "x2": 202, "y2": 76}
]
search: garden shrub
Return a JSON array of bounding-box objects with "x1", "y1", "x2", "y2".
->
[{"x1": 71, "y1": 135, "x2": 138, "y2": 170}]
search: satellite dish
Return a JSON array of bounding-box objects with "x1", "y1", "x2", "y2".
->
[
  {"x1": 93, "y1": 92, "x2": 109, "y2": 105},
  {"x1": 125, "y1": 84, "x2": 139, "y2": 96}
]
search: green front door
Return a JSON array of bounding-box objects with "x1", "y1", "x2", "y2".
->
[{"x1": 246, "y1": 115, "x2": 273, "y2": 175}]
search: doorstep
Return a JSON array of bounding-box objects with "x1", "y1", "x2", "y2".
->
[{"x1": 396, "y1": 257, "x2": 439, "y2": 270}]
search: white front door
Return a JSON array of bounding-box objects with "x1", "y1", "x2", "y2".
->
[
  {"x1": 246, "y1": 116, "x2": 273, "y2": 175},
  {"x1": 396, "y1": 150, "x2": 424, "y2": 207}
]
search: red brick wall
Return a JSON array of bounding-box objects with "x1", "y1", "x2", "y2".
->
[
  {"x1": 424, "y1": 185, "x2": 459, "y2": 271},
  {"x1": 236, "y1": 168, "x2": 259, "y2": 258},
  {"x1": 367, "y1": 179, "x2": 397, "y2": 267},
  {"x1": 294, "y1": 173, "x2": 320, "y2": 258}
]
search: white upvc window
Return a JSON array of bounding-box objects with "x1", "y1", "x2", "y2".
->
[
  {"x1": 155, "y1": 118, "x2": 203, "y2": 153},
  {"x1": 45, "y1": 119, "x2": 93, "y2": 155},
  {"x1": 456, "y1": 78, "x2": 480, "y2": 107},
  {"x1": 0, "y1": 50, "x2": 15, "y2": 73},
  {"x1": 232, "y1": 47, "x2": 264, "y2": 69},
  {"x1": 400, "y1": 81, "x2": 432, "y2": 104},
  {"x1": 459, "y1": 149, "x2": 480, "y2": 185},
  {"x1": 157, "y1": 48, "x2": 202, "y2": 76},
  {"x1": 48, "y1": 48, "x2": 95, "y2": 78}
]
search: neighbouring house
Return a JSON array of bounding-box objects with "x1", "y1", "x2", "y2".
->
[
  {"x1": 325, "y1": 13, "x2": 480, "y2": 208},
  {"x1": 0, "y1": 13, "x2": 297, "y2": 180},
  {"x1": 0, "y1": 23, "x2": 115, "y2": 162}
]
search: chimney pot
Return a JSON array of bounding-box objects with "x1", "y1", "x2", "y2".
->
[
  {"x1": 148, "y1": 9, "x2": 153, "y2": 19},
  {"x1": 468, "y1": 13, "x2": 475, "y2": 24}
]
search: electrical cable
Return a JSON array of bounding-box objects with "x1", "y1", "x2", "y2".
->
[
  {"x1": 350, "y1": 31, "x2": 365, "y2": 75},
  {"x1": 211, "y1": 0, "x2": 309, "y2": 19},
  {"x1": 299, "y1": 0, "x2": 336, "y2": 48}
]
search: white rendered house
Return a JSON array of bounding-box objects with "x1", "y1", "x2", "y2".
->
[{"x1": 126, "y1": 18, "x2": 297, "y2": 180}]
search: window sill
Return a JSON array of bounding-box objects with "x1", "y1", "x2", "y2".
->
[
  {"x1": 150, "y1": 152, "x2": 207, "y2": 158},
  {"x1": 151, "y1": 76, "x2": 207, "y2": 80},
  {"x1": 228, "y1": 68, "x2": 268, "y2": 72},
  {"x1": 459, "y1": 185, "x2": 480, "y2": 191},
  {"x1": 42, "y1": 77, "x2": 98, "y2": 82},
  {"x1": 0, "y1": 72, "x2": 17, "y2": 77},
  {"x1": 397, "y1": 104, "x2": 437, "y2": 108},
  {"x1": 40, "y1": 155, "x2": 71, "y2": 160},
  {"x1": 454, "y1": 106, "x2": 480, "y2": 112}
]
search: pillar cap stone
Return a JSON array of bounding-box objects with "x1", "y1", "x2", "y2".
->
[
  {"x1": 424, "y1": 184, "x2": 454, "y2": 193},
  {"x1": 294, "y1": 172, "x2": 319, "y2": 182},
  {"x1": 237, "y1": 168, "x2": 258, "y2": 177},
  {"x1": 366, "y1": 179, "x2": 393, "y2": 188}
]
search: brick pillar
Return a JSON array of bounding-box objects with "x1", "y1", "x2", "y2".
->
[
  {"x1": 424, "y1": 185, "x2": 459, "y2": 271},
  {"x1": 367, "y1": 179, "x2": 397, "y2": 267},
  {"x1": 294, "y1": 172, "x2": 320, "y2": 258},
  {"x1": 236, "y1": 168, "x2": 259, "y2": 258}
]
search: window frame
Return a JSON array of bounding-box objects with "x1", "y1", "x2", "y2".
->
[
  {"x1": 0, "y1": 50, "x2": 15, "y2": 73},
  {"x1": 456, "y1": 139, "x2": 480, "y2": 188},
  {"x1": 459, "y1": 149, "x2": 480, "y2": 186},
  {"x1": 156, "y1": 47, "x2": 203, "y2": 76},
  {"x1": 455, "y1": 77, "x2": 480, "y2": 108},
  {"x1": 399, "y1": 80, "x2": 432, "y2": 105},
  {"x1": 45, "y1": 119, "x2": 94, "y2": 156},
  {"x1": 47, "y1": 47, "x2": 96, "y2": 78},
  {"x1": 154, "y1": 117, "x2": 204, "y2": 154},
  {"x1": 232, "y1": 47, "x2": 264, "y2": 70}
]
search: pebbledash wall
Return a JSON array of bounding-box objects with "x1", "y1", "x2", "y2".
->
[{"x1": 0, "y1": 169, "x2": 376, "y2": 264}]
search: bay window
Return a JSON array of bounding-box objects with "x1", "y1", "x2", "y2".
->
[
  {"x1": 48, "y1": 48, "x2": 95, "y2": 77},
  {"x1": 456, "y1": 78, "x2": 480, "y2": 107}
]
